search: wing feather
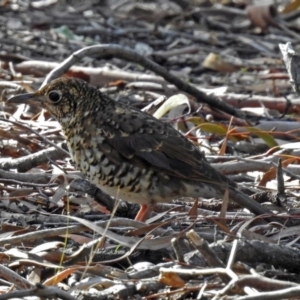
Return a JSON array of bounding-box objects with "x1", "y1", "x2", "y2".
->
[{"x1": 95, "y1": 107, "x2": 234, "y2": 188}]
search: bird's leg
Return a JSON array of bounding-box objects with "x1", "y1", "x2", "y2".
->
[{"x1": 135, "y1": 204, "x2": 154, "y2": 222}]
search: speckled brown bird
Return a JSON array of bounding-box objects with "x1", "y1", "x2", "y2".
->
[{"x1": 8, "y1": 78, "x2": 271, "y2": 221}]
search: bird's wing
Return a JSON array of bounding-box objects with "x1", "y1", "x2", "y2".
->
[{"x1": 95, "y1": 106, "x2": 233, "y2": 187}]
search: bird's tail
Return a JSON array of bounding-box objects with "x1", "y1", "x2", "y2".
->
[{"x1": 228, "y1": 187, "x2": 271, "y2": 216}]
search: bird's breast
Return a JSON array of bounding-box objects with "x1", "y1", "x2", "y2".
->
[{"x1": 65, "y1": 131, "x2": 155, "y2": 198}]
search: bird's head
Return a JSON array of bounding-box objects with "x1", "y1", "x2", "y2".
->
[{"x1": 8, "y1": 78, "x2": 100, "y2": 126}]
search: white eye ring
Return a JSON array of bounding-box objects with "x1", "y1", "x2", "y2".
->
[{"x1": 48, "y1": 90, "x2": 62, "y2": 103}]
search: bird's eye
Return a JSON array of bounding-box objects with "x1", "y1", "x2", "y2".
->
[{"x1": 48, "y1": 90, "x2": 62, "y2": 103}]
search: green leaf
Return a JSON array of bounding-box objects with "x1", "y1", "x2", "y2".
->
[
  {"x1": 54, "y1": 25, "x2": 83, "y2": 41},
  {"x1": 187, "y1": 117, "x2": 238, "y2": 142},
  {"x1": 245, "y1": 126, "x2": 278, "y2": 148}
]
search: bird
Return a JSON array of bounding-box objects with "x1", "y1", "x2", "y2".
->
[{"x1": 8, "y1": 77, "x2": 272, "y2": 221}]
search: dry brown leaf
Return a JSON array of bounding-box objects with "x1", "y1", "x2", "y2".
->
[
  {"x1": 159, "y1": 271, "x2": 185, "y2": 288},
  {"x1": 259, "y1": 157, "x2": 298, "y2": 186},
  {"x1": 43, "y1": 267, "x2": 79, "y2": 286},
  {"x1": 202, "y1": 53, "x2": 239, "y2": 72}
]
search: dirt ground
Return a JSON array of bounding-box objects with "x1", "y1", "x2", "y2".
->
[{"x1": 1, "y1": 0, "x2": 300, "y2": 299}]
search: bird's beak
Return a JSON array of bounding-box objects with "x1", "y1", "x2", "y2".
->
[{"x1": 7, "y1": 93, "x2": 36, "y2": 105}]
